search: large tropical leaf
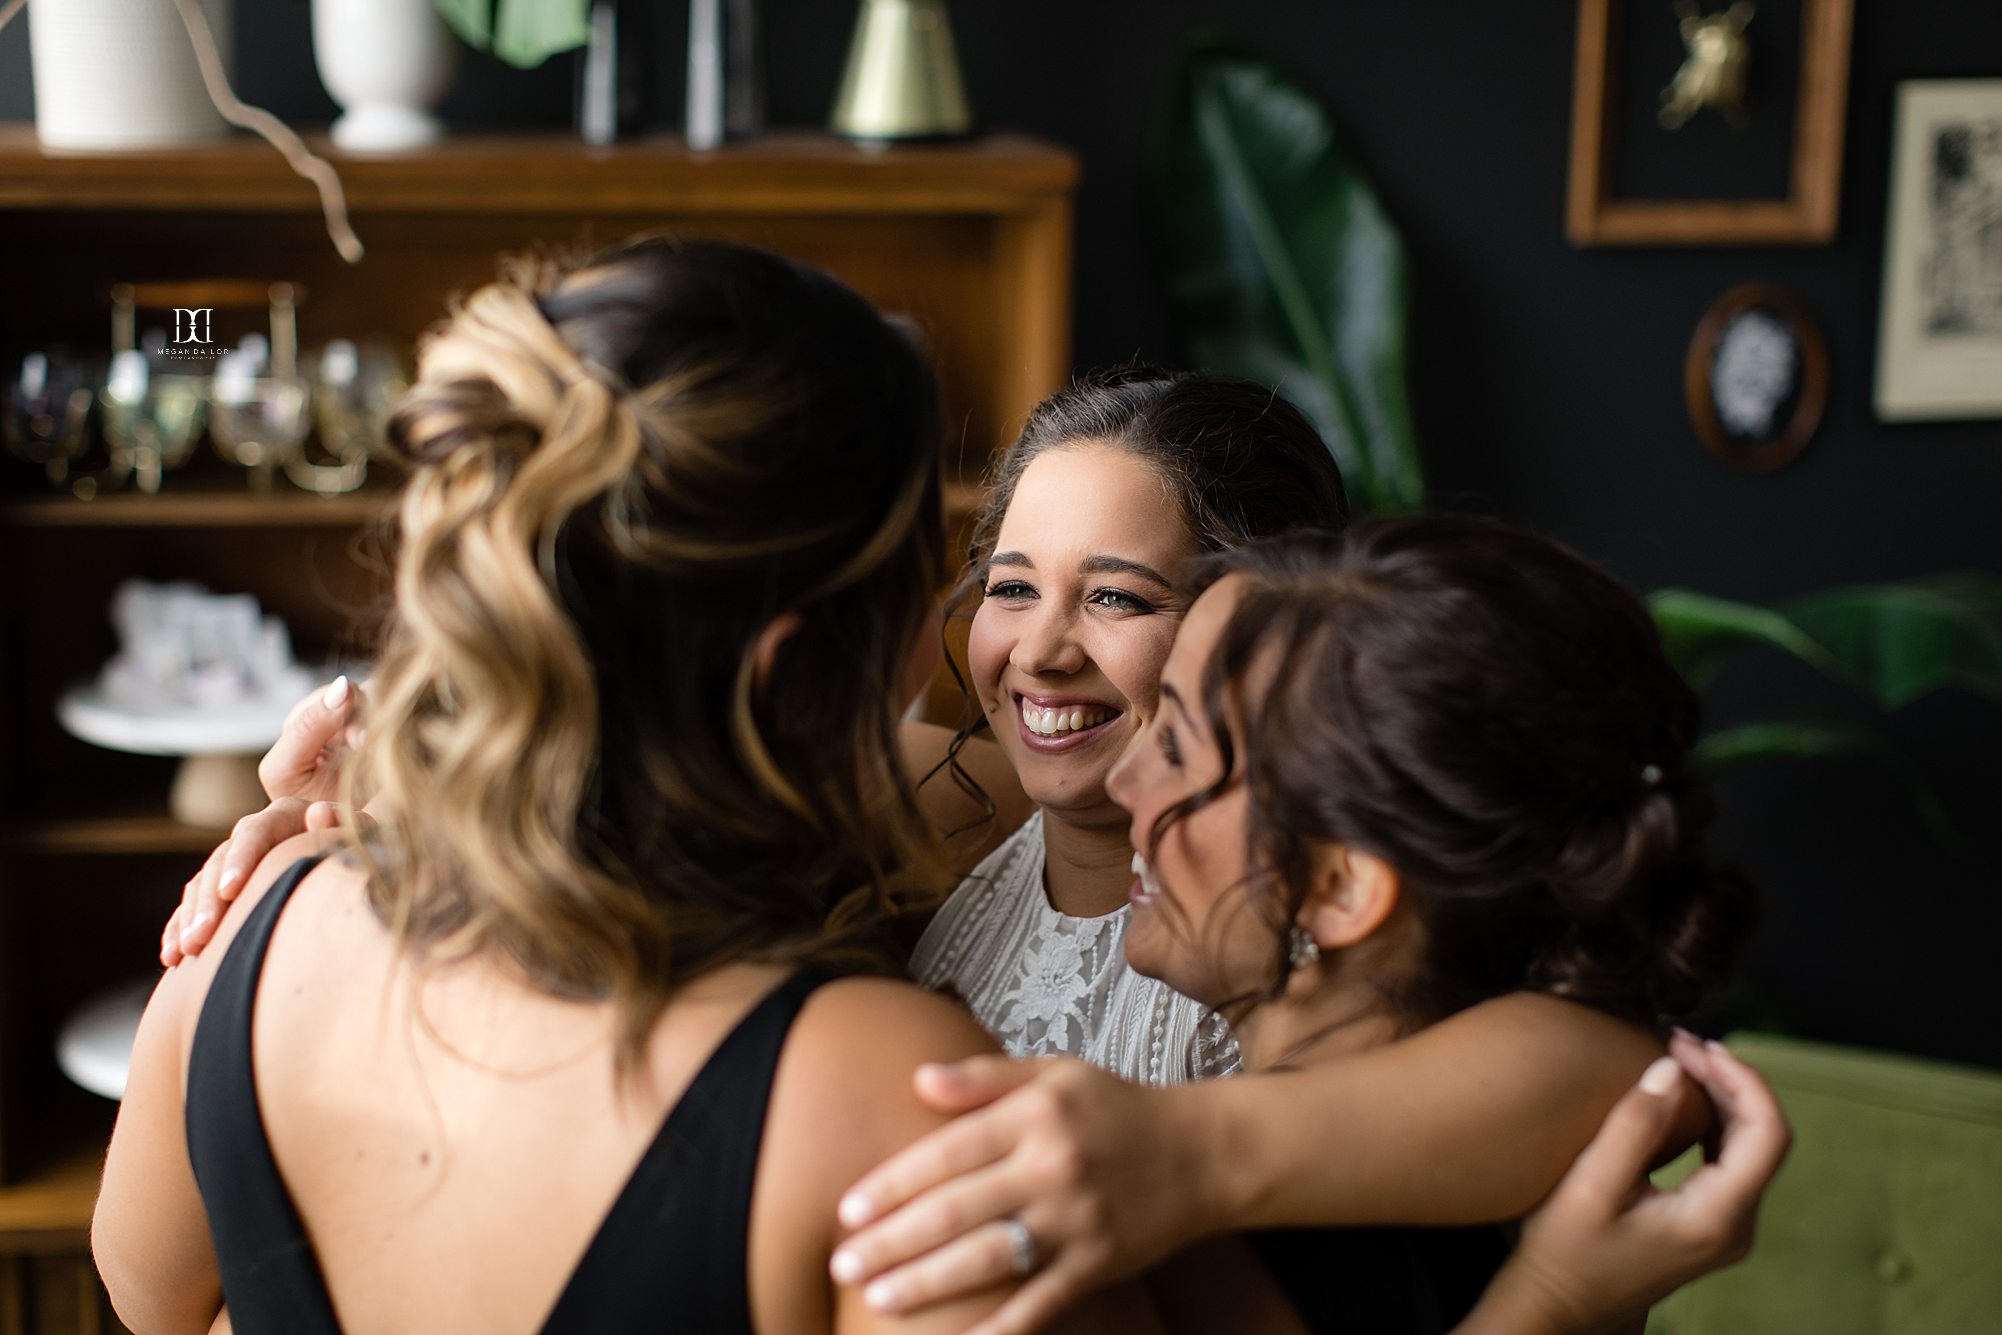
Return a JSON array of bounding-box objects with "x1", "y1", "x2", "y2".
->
[
  {"x1": 1149, "y1": 35, "x2": 1424, "y2": 513},
  {"x1": 1694, "y1": 718, "x2": 1884, "y2": 773},
  {"x1": 1650, "y1": 573, "x2": 2002, "y2": 707},
  {"x1": 1780, "y1": 574, "x2": 2002, "y2": 708},
  {"x1": 1692, "y1": 718, "x2": 1955, "y2": 845},
  {"x1": 1649, "y1": 589, "x2": 1837, "y2": 688}
]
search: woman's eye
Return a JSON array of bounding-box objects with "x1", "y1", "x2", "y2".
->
[
  {"x1": 983, "y1": 580, "x2": 1035, "y2": 601},
  {"x1": 1158, "y1": 725, "x2": 1183, "y2": 769},
  {"x1": 1087, "y1": 588, "x2": 1154, "y2": 614}
]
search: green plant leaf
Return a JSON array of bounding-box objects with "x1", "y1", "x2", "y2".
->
[
  {"x1": 1693, "y1": 717, "x2": 1881, "y2": 772},
  {"x1": 433, "y1": 0, "x2": 496, "y2": 52},
  {"x1": 1779, "y1": 573, "x2": 2002, "y2": 708},
  {"x1": 433, "y1": 0, "x2": 589, "y2": 68},
  {"x1": 1692, "y1": 718, "x2": 1956, "y2": 846},
  {"x1": 1649, "y1": 589, "x2": 1836, "y2": 689},
  {"x1": 1651, "y1": 573, "x2": 2002, "y2": 707},
  {"x1": 1148, "y1": 35, "x2": 1424, "y2": 513}
]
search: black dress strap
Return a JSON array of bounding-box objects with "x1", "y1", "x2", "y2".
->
[
  {"x1": 538, "y1": 969, "x2": 827, "y2": 1334},
  {"x1": 184, "y1": 852, "x2": 833, "y2": 1334},
  {"x1": 185, "y1": 852, "x2": 341, "y2": 1335}
]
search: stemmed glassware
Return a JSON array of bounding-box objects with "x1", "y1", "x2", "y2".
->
[
  {"x1": 5, "y1": 350, "x2": 98, "y2": 491},
  {"x1": 292, "y1": 338, "x2": 403, "y2": 495},
  {"x1": 99, "y1": 341, "x2": 208, "y2": 496},
  {"x1": 7, "y1": 321, "x2": 406, "y2": 501},
  {"x1": 208, "y1": 338, "x2": 311, "y2": 497}
]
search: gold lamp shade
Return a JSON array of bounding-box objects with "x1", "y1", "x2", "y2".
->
[{"x1": 830, "y1": 0, "x2": 974, "y2": 141}]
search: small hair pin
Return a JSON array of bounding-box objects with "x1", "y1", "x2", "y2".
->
[{"x1": 1640, "y1": 764, "x2": 1664, "y2": 787}]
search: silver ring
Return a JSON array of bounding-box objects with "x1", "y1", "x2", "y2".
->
[{"x1": 1001, "y1": 1216, "x2": 1038, "y2": 1276}]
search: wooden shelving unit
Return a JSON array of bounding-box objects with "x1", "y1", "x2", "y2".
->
[{"x1": 0, "y1": 127, "x2": 1076, "y2": 1329}]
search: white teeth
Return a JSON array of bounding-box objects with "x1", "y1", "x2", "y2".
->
[
  {"x1": 1022, "y1": 702, "x2": 1112, "y2": 736},
  {"x1": 1131, "y1": 851, "x2": 1163, "y2": 902}
]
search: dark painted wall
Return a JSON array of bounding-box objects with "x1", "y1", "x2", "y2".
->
[{"x1": 3, "y1": 3, "x2": 1998, "y2": 1067}]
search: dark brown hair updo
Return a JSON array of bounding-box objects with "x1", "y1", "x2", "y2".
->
[
  {"x1": 956, "y1": 365, "x2": 1350, "y2": 605},
  {"x1": 1176, "y1": 516, "x2": 1755, "y2": 1029},
  {"x1": 347, "y1": 236, "x2": 945, "y2": 1067}
]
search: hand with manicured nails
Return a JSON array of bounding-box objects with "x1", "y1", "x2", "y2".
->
[
  {"x1": 158, "y1": 677, "x2": 367, "y2": 966},
  {"x1": 1453, "y1": 1032, "x2": 1791, "y2": 1335},
  {"x1": 831, "y1": 1056, "x2": 1207, "y2": 1335}
]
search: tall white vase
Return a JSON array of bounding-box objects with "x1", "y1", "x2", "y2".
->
[
  {"x1": 313, "y1": 0, "x2": 456, "y2": 152},
  {"x1": 29, "y1": 0, "x2": 234, "y2": 149}
]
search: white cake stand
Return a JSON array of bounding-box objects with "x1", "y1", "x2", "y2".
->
[
  {"x1": 55, "y1": 978, "x2": 155, "y2": 1101},
  {"x1": 57, "y1": 684, "x2": 298, "y2": 828}
]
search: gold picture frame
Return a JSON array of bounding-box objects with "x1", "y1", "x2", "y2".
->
[{"x1": 1566, "y1": 0, "x2": 1853, "y2": 246}]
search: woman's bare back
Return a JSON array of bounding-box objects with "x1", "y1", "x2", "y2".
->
[{"x1": 160, "y1": 836, "x2": 1095, "y2": 1335}]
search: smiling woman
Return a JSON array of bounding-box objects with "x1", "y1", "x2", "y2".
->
[
  {"x1": 971, "y1": 446, "x2": 1197, "y2": 818},
  {"x1": 909, "y1": 366, "x2": 1350, "y2": 1082}
]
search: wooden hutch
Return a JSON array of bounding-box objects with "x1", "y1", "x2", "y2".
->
[{"x1": 0, "y1": 127, "x2": 1075, "y2": 1331}]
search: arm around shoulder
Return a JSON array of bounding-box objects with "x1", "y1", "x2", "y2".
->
[{"x1": 1200, "y1": 993, "x2": 1704, "y2": 1231}]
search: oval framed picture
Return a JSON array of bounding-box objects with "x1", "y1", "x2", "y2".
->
[{"x1": 1684, "y1": 283, "x2": 1829, "y2": 475}]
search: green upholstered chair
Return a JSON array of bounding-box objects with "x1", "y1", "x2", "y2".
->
[{"x1": 1646, "y1": 1032, "x2": 2002, "y2": 1335}]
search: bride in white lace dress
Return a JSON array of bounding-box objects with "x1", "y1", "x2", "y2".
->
[{"x1": 905, "y1": 368, "x2": 1348, "y2": 1084}]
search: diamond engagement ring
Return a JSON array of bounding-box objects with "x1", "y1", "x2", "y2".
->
[{"x1": 1001, "y1": 1217, "x2": 1039, "y2": 1276}]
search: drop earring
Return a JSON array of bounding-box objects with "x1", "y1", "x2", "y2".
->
[{"x1": 1287, "y1": 926, "x2": 1321, "y2": 970}]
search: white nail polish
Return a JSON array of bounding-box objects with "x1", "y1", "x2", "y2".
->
[
  {"x1": 1639, "y1": 1055, "x2": 1680, "y2": 1096},
  {"x1": 837, "y1": 1194, "x2": 872, "y2": 1228},
  {"x1": 323, "y1": 675, "x2": 350, "y2": 709},
  {"x1": 864, "y1": 1281, "x2": 898, "y2": 1312},
  {"x1": 831, "y1": 1251, "x2": 862, "y2": 1284}
]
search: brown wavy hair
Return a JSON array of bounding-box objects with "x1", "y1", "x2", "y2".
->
[
  {"x1": 340, "y1": 236, "x2": 946, "y2": 1066},
  {"x1": 1159, "y1": 517, "x2": 1755, "y2": 1032}
]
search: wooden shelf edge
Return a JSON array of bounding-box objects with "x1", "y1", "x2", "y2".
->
[
  {"x1": 10, "y1": 476, "x2": 972, "y2": 530},
  {"x1": 0, "y1": 491, "x2": 396, "y2": 529},
  {"x1": 0, "y1": 1147, "x2": 100, "y2": 1244},
  {"x1": 0, "y1": 128, "x2": 1082, "y2": 216},
  {"x1": 3, "y1": 815, "x2": 225, "y2": 857}
]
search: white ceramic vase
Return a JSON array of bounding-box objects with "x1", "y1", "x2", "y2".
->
[
  {"x1": 28, "y1": 0, "x2": 233, "y2": 149},
  {"x1": 313, "y1": 0, "x2": 456, "y2": 152}
]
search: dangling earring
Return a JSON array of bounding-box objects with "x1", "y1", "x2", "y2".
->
[{"x1": 1287, "y1": 926, "x2": 1321, "y2": 970}]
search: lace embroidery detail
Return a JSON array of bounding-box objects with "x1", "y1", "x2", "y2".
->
[
  {"x1": 910, "y1": 812, "x2": 1239, "y2": 1085},
  {"x1": 992, "y1": 914, "x2": 1110, "y2": 1057}
]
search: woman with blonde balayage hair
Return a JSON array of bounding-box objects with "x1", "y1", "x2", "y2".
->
[{"x1": 93, "y1": 237, "x2": 1145, "y2": 1335}]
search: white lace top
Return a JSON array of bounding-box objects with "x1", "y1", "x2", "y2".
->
[{"x1": 911, "y1": 812, "x2": 1230, "y2": 1086}]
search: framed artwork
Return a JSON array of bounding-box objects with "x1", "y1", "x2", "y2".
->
[
  {"x1": 1567, "y1": 0, "x2": 1854, "y2": 245},
  {"x1": 1875, "y1": 81, "x2": 2002, "y2": 420},
  {"x1": 1684, "y1": 284, "x2": 1827, "y2": 474}
]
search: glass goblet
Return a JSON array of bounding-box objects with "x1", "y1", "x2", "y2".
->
[
  {"x1": 293, "y1": 339, "x2": 403, "y2": 495},
  {"x1": 210, "y1": 374, "x2": 311, "y2": 497},
  {"x1": 4, "y1": 351, "x2": 95, "y2": 487},
  {"x1": 100, "y1": 349, "x2": 208, "y2": 496}
]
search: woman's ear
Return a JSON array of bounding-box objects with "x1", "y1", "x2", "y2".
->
[
  {"x1": 1298, "y1": 844, "x2": 1400, "y2": 950},
  {"x1": 752, "y1": 611, "x2": 803, "y2": 696}
]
